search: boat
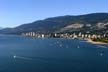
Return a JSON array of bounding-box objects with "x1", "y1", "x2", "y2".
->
[{"x1": 13, "y1": 55, "x2": 16, "y2": 59}]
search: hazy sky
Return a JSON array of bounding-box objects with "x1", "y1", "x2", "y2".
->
[{"x1": 0, "y1": 0, "x2": 108, "y2": 27}]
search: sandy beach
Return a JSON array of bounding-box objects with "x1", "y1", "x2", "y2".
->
[{"x1": 86, "y1": 39, "x2": 108, "y2": 45}]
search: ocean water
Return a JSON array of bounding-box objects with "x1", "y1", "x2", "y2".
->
[{"x1": 0, "y1": 35, "x2": 108, "y2": 72}]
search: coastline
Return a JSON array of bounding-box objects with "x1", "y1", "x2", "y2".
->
[
  {"x1": 22, "y1": 34, "x2": 108, "y2": 45},
  {"x1": 86, "y1": 39, "x2": 108, "y2": 45}
]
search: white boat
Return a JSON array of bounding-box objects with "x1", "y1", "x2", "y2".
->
[{"x1": 13, "y1": 55, "x2": 16, "y2": 59}]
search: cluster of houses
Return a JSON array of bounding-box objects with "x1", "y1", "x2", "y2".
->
[{"x1": 22, "y1": 32, "x2": 108, "y2": 39}]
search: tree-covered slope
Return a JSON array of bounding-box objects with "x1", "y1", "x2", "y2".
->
[{"x1": 0, "y1": 13, "x2": 108, "y2": 34}]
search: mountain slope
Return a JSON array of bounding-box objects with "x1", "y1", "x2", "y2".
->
[{"x1": 0, "y1": 13, "x2": 108, "y2": 34}]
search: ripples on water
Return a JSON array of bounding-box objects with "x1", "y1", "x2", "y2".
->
[{"x1": 0, "y1": 35, "x2": 108, "y2": 72}]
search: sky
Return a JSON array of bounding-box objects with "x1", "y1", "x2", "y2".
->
[{"x1": 0, "y1": 0, "x2": 108, "y2": 28}]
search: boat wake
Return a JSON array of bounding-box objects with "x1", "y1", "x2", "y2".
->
[
  {"x1": 96, "y1": 45, "x2": 108, "y2": 48},
  {"x1": 13, "y1": 55, "x2": 33, "y2": 60},
  {"x1": 13, "y1": 55, "x2": 48, "y2": 63}
]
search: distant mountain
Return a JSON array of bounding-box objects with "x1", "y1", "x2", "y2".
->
[
  {"x1": 0, "y1": 27, "x2": 4, "y2": 30},
  {"x1": 0, "y1": 27, "x2": 3, "y2": 29},
  {"x1": 0, "y1": 13, "x2": 108, "y2": 34}
]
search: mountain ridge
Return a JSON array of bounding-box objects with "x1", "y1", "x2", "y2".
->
[{"x1": 0, "y1": 13, "x2": 108, "y2": 34}]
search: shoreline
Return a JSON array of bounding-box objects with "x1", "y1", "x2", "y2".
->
[
  {"x1": 86, "y1": 39, "x2": 108, "y2": 45},
  {"x1": 22, "y1": 35, "x2": 108, "y2": 44}
]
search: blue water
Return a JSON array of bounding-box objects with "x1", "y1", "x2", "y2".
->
[{"x1": 0, "y1": 35, "x2": 108, "y2": 72}]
